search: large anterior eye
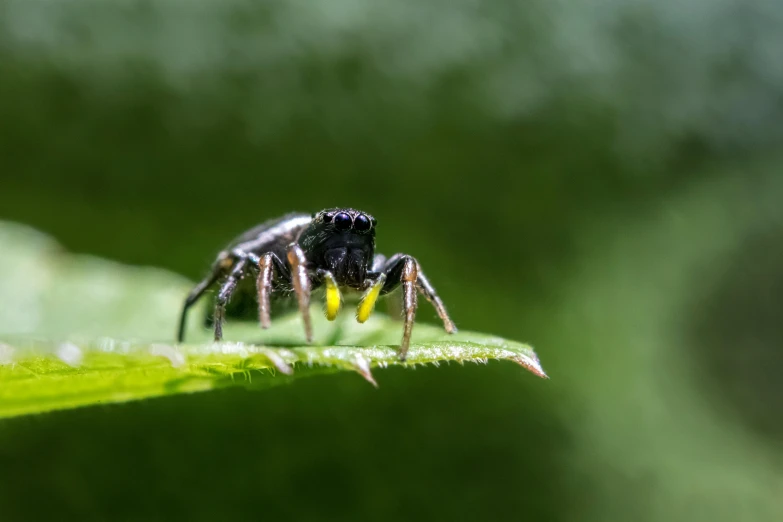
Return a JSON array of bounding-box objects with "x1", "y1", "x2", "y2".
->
[
  {"x1": 354, "y1": 214, "x2": 371, "y2": 232},
  {"x1": 333, "y1": 212, "x2": 352, "y2": 230}
]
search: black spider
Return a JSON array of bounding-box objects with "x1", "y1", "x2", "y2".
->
[{"x1": 177, "y1": 208, "x2": 456, "y2": 360}]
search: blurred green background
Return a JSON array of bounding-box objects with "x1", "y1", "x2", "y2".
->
[{"x1": 1, "y1": 1, "x2": 782, "y2": 520}]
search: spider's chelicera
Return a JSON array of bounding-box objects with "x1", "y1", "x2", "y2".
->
[{"x1": 178, "y1": 208, "x2": 456, "y2": 360}]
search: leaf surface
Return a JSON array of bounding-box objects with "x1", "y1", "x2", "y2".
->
[{"x1": 0, "y1": 221, "x2": 546, "y2": 418}]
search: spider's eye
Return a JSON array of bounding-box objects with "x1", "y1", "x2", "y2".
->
[
  {"x1": 370, "y1": 217, "x2": 377, "y2": 227},
  {"x1": 322, "y1": 213, "x2": 333, "y2": 223},
  {"x1": 334, "y1": 212, "x2": 352, "y2": 230},
  {"x1": 354, "y1": 214, "x2": 372, "y2": 232}
]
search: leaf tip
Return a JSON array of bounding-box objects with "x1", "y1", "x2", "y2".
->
[
  {"x1": 512, "y1": 353, "x2": 548, "y2": 379},
  {"x1": 353, "y1": 354, "x2": 378, "y2": 388}
]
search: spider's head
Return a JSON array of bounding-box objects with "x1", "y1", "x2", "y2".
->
[{"x1": 299, "y1": 208, "x2": 377, "y2": 287}]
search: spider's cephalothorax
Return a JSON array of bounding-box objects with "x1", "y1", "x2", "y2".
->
[
  {"x1": 177, "y1": 208, "x2": 456, "y2": 360},
  {"x1": 299, "y1": 208, "x2": 377, "y2": 288}
]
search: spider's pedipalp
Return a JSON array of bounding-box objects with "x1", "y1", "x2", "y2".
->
[
  {"x1": 356, "y1": 273, "x2": 386, "y2": 323},
  {"x1": 317, "y1": 269, "x2": 343, "y2": 321}
]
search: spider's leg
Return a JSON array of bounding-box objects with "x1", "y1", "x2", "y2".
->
[
  {"x1": 378, "y1": 254, "x2": 419, "y2": 361},
  {"x1": 370, "y1": 253, "x2": 402, "y2": 320},
  {"x1": 416, "y1": 270, "x2": 457, "y2": 333},
  {"x1": 286, "y1": 243, "x2": 313, "y2": 342},
  {"x1": 255, "y1": 252, "x2": 288, "y2": 329},
  {"x1": 178, "y1": 261, "x2": 224, "y2": 342},
  {"x1": 379, "y1": 254, "x2": 457, "y2": 360},
  {"x1": 213, "y1": 257, "x2": 249, "y2": 341},
  {"x1": 370, "y1": 253, "x2": 387, "y2": 273}
]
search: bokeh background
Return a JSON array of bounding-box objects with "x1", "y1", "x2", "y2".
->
[{"x1": 1, "y1": 1, "x2": 782, "y2": 520}]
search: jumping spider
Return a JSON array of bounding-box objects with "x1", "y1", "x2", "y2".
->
[{"x1": 178, "y1": 208, "x2": 457, "y2": 360}]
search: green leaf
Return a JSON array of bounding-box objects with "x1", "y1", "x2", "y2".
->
[{"x1": 0, "y1": 221, "x2": 546, "y2": 418}]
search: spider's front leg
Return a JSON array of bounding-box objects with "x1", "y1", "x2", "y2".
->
[
  {"x1": 287, "y1": 243, "x2": 314, "y2": 342},
  {"x1": 255, "y1": 243, "x2": 321, "y2": 343},
  {"x1": 219, "y1": 246, "x2": 316, "y2": 343},
  {"x1": 375, "y1": 253, "x2": 457, "y2": 361}
]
